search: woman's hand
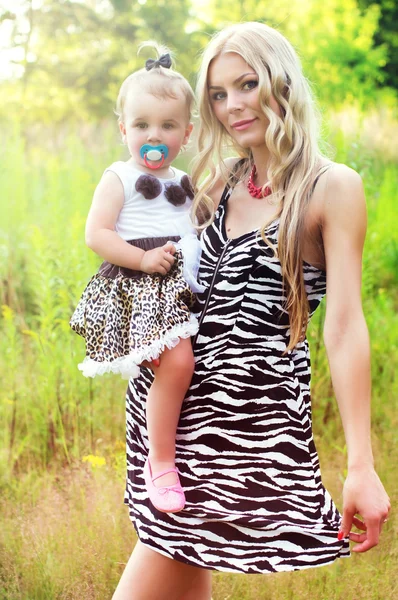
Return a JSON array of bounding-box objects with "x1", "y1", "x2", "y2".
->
[
  {"x1": 140, "y1": 242, "x2": 176, "y2": 275},
  {"x1": 339, "y1": 465, "x2": 391, "y2": 552}
]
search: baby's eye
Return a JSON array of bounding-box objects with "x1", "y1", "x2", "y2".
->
[
  {"x1": 211, "y1": 91, "x2": 226, "y2": 101},
  {"x1": 136, "y1": 122, "x2": 148, "y2": 129},
  {"x1": 163, "y1": 123, "x2": 174, "y2": 129},
  {"x1": 242, "y1": 80, "x2": 258, "y2": 91}
]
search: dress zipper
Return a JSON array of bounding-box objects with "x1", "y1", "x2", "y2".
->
[{"x1": 193, "y1": 240, "x2": 230, "y2": 347}]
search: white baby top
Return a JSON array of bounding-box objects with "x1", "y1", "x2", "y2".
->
[{"x1": 105, "y1": 161, "x2": 195, "y2": 240}]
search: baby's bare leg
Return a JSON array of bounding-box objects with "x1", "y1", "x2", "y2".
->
[{"x1": 146, "y1": 338, "x2": 195, "y2": 486}]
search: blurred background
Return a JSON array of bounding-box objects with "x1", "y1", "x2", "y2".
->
[{"x1": 0, "y1": 1, "x2": 397, "y2": 598}]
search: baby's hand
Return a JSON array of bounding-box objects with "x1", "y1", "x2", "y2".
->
[{"x1": 139, "y1": 242, "x2": 176, "y2": 275}]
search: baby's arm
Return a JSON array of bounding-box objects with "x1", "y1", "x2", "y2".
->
[{"x1": 85, "y1": 171, "x2": 175, "y2": 275}]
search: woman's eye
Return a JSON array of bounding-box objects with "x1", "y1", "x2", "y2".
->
[{"x1": 242, "y1": 80, "x2": 258, "y2": 91}]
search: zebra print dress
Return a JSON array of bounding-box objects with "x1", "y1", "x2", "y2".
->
[{"x1": 124, "y1": 183, "x2": 350, "y2": 573}]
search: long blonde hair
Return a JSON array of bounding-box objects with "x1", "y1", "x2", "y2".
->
[{"x1": 191, "y1": 22, "x2": 327, "y2": 350}]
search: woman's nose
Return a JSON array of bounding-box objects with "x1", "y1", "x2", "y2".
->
[{"x1": 227, "y1": 92, "x2": 244, "y2": 113}]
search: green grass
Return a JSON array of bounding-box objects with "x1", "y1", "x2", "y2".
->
[
  {"x1": 0, "y1": 462, "x2": 130, "y2": 600},
  {"x1": 0, "y1": 115, "x2": 397, "y2": 599},
  {"x1": 0, "y1": 452, "x2": 396, "y2": 599}
]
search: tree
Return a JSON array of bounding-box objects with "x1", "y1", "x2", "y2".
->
[
  {"x1": 358, "y1": 0, "x2": 398, "y2": 90},
  {"x1": 0, "y1": 0, "x2": 195, "y2": 123},
  {"x1": 0, "y1": 0, "x2": 393, "y2": 124},
  {"x1": 192, "y1": 0, "x2": 388, "y2": 107}
]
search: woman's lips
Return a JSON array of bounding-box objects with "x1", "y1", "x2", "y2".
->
[{"x1": 231, "y1": 118, "x2": 256, "y2": 131}]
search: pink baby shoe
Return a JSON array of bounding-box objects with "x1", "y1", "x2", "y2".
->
[{"x1": 144, "y1": 458, "x2": 186, "y2": 513}]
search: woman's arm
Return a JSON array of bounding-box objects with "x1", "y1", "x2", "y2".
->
[
  {"x1": 85, "y1": 171, "x2": 175, "y2": 275},
  {"x1": 321, "y1": 164, "x2": 390, "y2": 552}
]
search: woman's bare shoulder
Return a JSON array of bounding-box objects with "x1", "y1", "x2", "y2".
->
[
  {"x1": 309, "y1": 161, "x2": 364, "y2": 225},
  {"x1": 311, "y1": 160, "x2": 367, "y2": 260},
  {"x1": 321, "y1": 162, "x2": 364, "y2": 216},
  {"x1": 325, "y1": 161, "x2": 362, "y2": 187}
]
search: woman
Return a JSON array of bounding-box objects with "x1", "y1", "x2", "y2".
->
[{"x1": 112, "y1": 22, "x2": 390, "y2": 600}]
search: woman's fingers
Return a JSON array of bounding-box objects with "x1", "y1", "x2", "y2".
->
[
  {"x1": 350, "y1": 521, "x2": 380, "y2": 553},
  {"x1": 348, "y1": 531, "x2": 367, "y2": 543},
  {"x1": 347, "y1": 514, "x2": 390, "y2": 553},
  {"x1": 379, "y1": 508, "x2": 390, "y2": 532},
  {"x1": 339, "y1": 468, "x2": 390, "y2": 552},
  {"x1": 338, "y1": 505, "x2": 355, "y2": 540},
  {"x1": 352, "y1": 516, "x2": 367, "y2": 531}
]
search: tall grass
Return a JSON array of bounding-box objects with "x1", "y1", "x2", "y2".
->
[
  {"x1": 0, "y1": 115, "x2": 397, "y2": 598},
  {"x1": 1, "y1": 123, "x2": 129, "y2": 476}
]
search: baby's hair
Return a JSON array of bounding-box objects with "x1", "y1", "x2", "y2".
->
[{"x1": 115, "y1": 41, "x2": 195, "y2": 123}]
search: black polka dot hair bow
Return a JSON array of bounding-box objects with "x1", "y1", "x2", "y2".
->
[{"x1": 145, "y1": 54, "x2": 172, "y2": 71}]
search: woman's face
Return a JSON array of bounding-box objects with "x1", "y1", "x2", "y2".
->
[{"x1": 207, "y1": 52, "x2": 281, "y2": 149}]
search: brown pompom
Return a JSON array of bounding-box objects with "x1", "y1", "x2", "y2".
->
[
  {"x1": 164, "y1": 184, "x2": 187, "y2": 206},
  {"x1": 135, "y1": 175, "x2": 162, "y2": 200},
  {"x1": 180, "y1": 175, "x2": 194, "y2": 200}
]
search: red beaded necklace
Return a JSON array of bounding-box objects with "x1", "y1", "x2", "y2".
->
[{"x1": 247, "y1": 165, "x2": 272, "y2": 199}]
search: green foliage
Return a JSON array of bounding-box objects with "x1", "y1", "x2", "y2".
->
[
  {"x1": 0, "y1": 3, "x2": 396, "y2": 593},
  {"x1": 0, "y1": 455, "x2": 396, "y2": 597},
  {"x1": 0, "y1": 116, "x2": 396, "y2": 599},
  {"x1": 0, "y1": 0, "x2": 395, "y2": 124},
  {"x1": 0, "y1": 113, "x2": 396, "y2": 471},
  {"x1": 0, "y1": 123, "x2": 128, "y2": 473},
  {"x1": 297, "y1": 0, "x2": 387, "y2": 106},
  {"x1": 200, "y1": 0, "x2": 388, "y2": 107},
  {"x1": 0, "y1": 466, "x2": 131, "y2": 599},
  {"x1": 358, "y1": 0, "x2": 398, "y2": 89},
  {"x1": 0, "y1": 0, "x2": 198, "y2": 123}
]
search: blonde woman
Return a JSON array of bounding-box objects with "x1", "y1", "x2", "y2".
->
[{"x1": 113, "y1": 22, "x2": 390, "y2": 600}]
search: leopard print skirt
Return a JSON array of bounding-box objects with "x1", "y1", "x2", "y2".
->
[{"x1": 70, "y1": 237, "x2": 198, "y2": 379}]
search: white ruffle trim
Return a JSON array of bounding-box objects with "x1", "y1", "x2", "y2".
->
[
  {"x1": 174, "y1": 233, "x2": 206, "y2": 294},
  {"x1": 78, "y1": 315, "x2": 199, "y2": 380}
]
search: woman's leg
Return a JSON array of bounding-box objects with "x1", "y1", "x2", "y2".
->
[
  {"x1": 179, "y1": 569, "x2": 213, "y2": 600},
  {"x1": 146, "y1": 338, "x2": 195, "y2": 486},
  {"x1": 112, "y1": 540, "x2": 212, "y2": 600}
]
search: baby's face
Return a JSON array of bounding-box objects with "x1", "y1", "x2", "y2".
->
[{"x1": 120, "y1": 89, "x2": 193, "y2": 170}]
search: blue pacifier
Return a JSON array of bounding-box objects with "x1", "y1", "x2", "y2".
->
[{"x1": 140, "y1": 144, "x2": 169, "y2": 169}]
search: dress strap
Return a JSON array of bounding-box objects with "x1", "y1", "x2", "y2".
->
[
  {"x1": 310, "y1": 162, "x2": 334, "y2": 195},
  {"x1": 218, "y1": 158, "x2": 248, "y2": 208}
]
